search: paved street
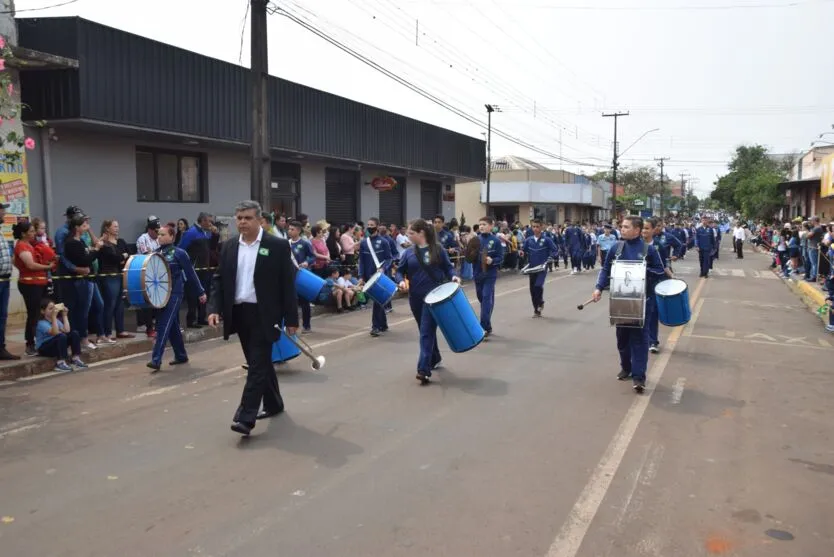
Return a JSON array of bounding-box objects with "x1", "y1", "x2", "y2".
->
[{"x1": 1, "y1": 244, "x2": 832, "y2": 557}]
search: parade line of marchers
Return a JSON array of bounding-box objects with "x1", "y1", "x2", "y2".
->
[{"x1": 134, "y1": 201, "x2": 708, "y2": 437}]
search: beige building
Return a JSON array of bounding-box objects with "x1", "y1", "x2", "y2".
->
[{"x1": 456, "y1": 156, "x2": 611, "y2": 226}]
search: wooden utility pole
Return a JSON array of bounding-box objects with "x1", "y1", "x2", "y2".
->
[{"x1": 250, "y1": 0, "x2": 271, "y2": 206}]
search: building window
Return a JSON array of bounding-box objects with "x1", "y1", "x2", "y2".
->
[
  {"x1": 271, "y1": 162, "x2": 301, "y2": 217},
  {"x1": 135, "y1": 148, "x2": 207, "y2": 203}
]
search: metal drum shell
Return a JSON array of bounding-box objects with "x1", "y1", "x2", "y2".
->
[
  {"x1": 123, "y1": 253, "x2": 172, "y2": 310},
  {"x1": 425, "y1": 282, "x2": 485, "y2": 353}
]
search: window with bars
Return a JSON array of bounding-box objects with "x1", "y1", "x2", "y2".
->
[{"x1": 136, "y1": 148, "x2": 207, "y2": 203}]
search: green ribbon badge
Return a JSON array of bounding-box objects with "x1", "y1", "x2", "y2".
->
[
  {"x1": 258, "y1": 247, "x2": 270, "y2": 256},
  {"x1": 818, "y1": 304, "x2": 830, "y2": 316}
]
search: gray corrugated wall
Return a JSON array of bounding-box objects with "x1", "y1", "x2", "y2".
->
[{"x1": 17, "y1": 17, "x2": 486, "y2": 180}]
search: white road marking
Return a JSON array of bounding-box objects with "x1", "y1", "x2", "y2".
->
[
  {"x1": 0, "y1": 421, "x2": 46, "y2": 439},
  {"x1": 731, "y1": 269, "x2": 745, "y2": 277},
  {"x1": 545, "y1": 277, "x2": 706, "y2": 557},
  {"x1": 670, "y1": 377, "x2": 686, "y2": 405},
  {"x1": 122, "y1": 385, "x2": 179, "y2": 402}
]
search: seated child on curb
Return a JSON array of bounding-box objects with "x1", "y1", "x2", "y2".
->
[
  {"x1": 35, "y1": 299, "x2": 88, "y2": 372},
  {"x1": 317, "y1": 267, "x2": 357, "y2": 313}
]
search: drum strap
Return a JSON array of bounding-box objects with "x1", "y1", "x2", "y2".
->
[
  {"x1": 614, "y1": 240, "x2": 649, "y2": 261},
  {"x1": 365, "y1": 236, "x2": 382, "y2": 271}
]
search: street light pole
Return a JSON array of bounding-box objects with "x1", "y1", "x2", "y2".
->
[{"x1": 485, "y1": 104, "x2": 500, "y2": 217}]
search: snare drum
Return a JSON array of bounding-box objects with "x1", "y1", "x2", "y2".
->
[
  {"x1": 425, "y1": 282, "x2": 485, "y2": 353},
  {"x1": 654, "y1": 279, "x2": 691, "y2": 326},
  {"x1": 609, "y1": 259, "x2": 647, "y2": 328},
  {"x1": 295, "y1": 267, "x2": 326, "y2": 302},
  {"x1": 123, "y1": 254, "x2": 172, "y2": 309},
  {"x1": 362, "y1": 270, "x2": 397, "y2": 306}
]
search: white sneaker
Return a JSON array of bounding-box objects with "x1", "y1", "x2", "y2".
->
[
  {"x1": 84, "y1": 342, "x2": 97, "y2": 350},
  {"x1": 825, "y1": 325, "x2": 834, "y2": 333}
]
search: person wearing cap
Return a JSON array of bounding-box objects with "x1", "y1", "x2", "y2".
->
[
  {"x1": 0, "y1": 202, "x2": 19, "y2": 359},
  {"x1": 597, "y1": 224, "x2": 618, "y2": 268},
  {"x1": 53, "y1": 206, "x2": 86, "y2": 303},
  {"x1": 135, "y1": 217, "x2": 161, "y2": 338}
]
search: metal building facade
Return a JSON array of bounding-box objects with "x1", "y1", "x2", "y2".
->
[{"x1": 17, "y1": 17, "x2": 485, "y2": 181}]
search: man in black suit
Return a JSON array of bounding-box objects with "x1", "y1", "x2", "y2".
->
[{"x1": 208, "y1": 200, "x2": 299, "y2": 436}]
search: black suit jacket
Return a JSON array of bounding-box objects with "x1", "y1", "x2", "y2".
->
[{"x1": 208, "y1": 233, "x2": 299, "y2": 341}]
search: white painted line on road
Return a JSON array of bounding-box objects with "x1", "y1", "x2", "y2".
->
[
  {"x1": 671, "y1": 377, "x2": 686, "y2": 405},
  {"x1": 731, "y1": 269, "x2": 745, "y2": 277},
  {"x1": 0, "y1": 417, "x2": 47, "y2": 439},
  {"x1": 687, "y1": 334, "x2": 834, "y2": 350},
  {"x1": 545, "y1": 277, "x2": 707, "y2": 557},
  {"x1": 122, "y1": 385, "x2": 179, "y2": 402}
]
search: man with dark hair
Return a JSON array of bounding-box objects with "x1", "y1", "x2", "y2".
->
[
  {"x1": 208, "y1": 200, "x2": 298, "y2": 436},
  {"x1": 519, "y1": 218, "x2": 558, "y2": 317},
  {"x1": 288, "y1": 220, "x2": 315, "y2": 333},
  {"x1": 178, "y1": 211, "x2": 214, "y2": 328},
  {"x1": 433, "y1": 214, "x2": 457, "y2": 255},
  {"x1": 695, "y1": 215, "x2": 715, "y2": 278},
  {"x1": 591, "y1": 215, "x2": 665, "y2": 393}
]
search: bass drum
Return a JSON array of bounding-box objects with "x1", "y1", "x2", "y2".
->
[{"x1": 123, "y1": 254, "x2": 172, "y2": 309}]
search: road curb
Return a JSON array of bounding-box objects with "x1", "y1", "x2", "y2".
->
[{"x1": 777, "y1": 270, "x2": 828, "y2": 323}]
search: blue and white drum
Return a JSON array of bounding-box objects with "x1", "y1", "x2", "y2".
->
[
  {"x1": 123, "y1": 253, "x2": 171, "y2": 309},
  {"x1": 271, "y1": 328, "x2": 302, "y2": 363},
  {"x1": 654, "y1": 278, "x2": 691, "y2": 327},
  {"x1": 362, "y1": 270, "x2": 397, "y2": 306},
  {"x1": 424, "y1": 282, "x2": 485, "y2": 353},
  {"x1": 295, "y1": 267, "x2": 326, "y2": 302}
]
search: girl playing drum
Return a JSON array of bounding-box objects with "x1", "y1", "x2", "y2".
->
[
  {"x1": 395, "y1": 219, "x2": 460, "y2": 385},
  {"x1": 147, "y1": 223, "x2": 206, "y2": 372}
]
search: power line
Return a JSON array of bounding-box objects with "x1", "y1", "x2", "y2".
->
[
  {"x1": 269, "y1": 5, "x2": 594, "y2": 166},
  {"x1": 238, "y1": 0, "x2": 250, "y2": 65},
  {"x1": 1, "y1": 0, "x2": 79, "y2": 13}
]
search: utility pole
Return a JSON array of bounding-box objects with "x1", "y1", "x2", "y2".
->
[
  {"x1": 250, "y1": 0, "x2": 271, "y2": 206},
  {"x1": 485, "y1": 104, "x2": 500, "y2": 217},
  {"x1": 655, "y1": 157, "x2": 669, "y2": 218},
  {"x1": 603, "y1": 111, "x2": 629, "y2": 219},
  {"x1": 679, "y1": 172, "x2": 689, "y2": 216}
]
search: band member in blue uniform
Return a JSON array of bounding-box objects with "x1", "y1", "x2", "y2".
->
[
  {"x1": 147, "y1": 223, "x2": 206, "y2": 372},
  {"x1": 395, "y1": 218, "x2": 459, "y2": 384},
  {"x1": 643, "y1": 218, "x2": 681, "y2": 354},
  {"x1": 519, "y1": 219, "x2": 559, "y2": 317},
  {"x1": 597, "y1": 224, "x2": 618, "y2": 268},
  {"x1": 564, "y1": 221, "x2": 585, "y2": 274},
  {"x1": 288, "y1": 221, "x2": 315, "y2": 333},
  {"x1": 592, "y1": 216, "x2": 665, "y2": 393},
  {"x1": 557, "y1": 226, "x2": 569, "y2": 268},
  {"x1": 711, "y1": 219, "x2": 721, "y2": 267},
  {"x1": 358, "y1": 217, "x2": 394, "y2": 337},
  {"x1": 695, "y1": 215, "x2": 715, "y2": 278},
  {"x1": 473, "y1": 216, "x2": 504, "y2": 337}
]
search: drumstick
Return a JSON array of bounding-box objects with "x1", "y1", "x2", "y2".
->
[{"x1": 577, "y1": 297, "x2": 598, "y2": 310}]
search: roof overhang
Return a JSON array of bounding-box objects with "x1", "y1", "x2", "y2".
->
[{"x1": 778, "y1": 178, "x2": 820, "y2": 192}]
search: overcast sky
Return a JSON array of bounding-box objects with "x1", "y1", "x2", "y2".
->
[{"x1": 16, "y1": 0, "x2": 834, "y2": 195}]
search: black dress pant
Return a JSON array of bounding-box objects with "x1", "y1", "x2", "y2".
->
[
  {"x1": 186, "y1": 270, "x2": 211, "y2": 325},
  {"x1": 232, "y1": 303, "x2": 282, "y2": 425}
]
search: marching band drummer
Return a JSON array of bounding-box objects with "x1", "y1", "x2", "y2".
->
[
  {"x1": 473, "y1": 217, "x2": 504, "y2": 338},
  {"x1": 519, "y1": 218, "x2": 559, "y2": 317},
  {"x1": 147, "y1": 223, "x2": 206, "y2": 372},
  {"x1": 590, "y1": 216, "x2": 665, "y2": 394},
  {"x1": 395, "y1": 218, "x2": 460, "y2": 384},
  {"x1": 358, "y1": 217, "x2": 394, "y2": 338}
]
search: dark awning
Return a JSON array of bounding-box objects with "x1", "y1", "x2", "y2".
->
[
  {"x1": 7, "y1": 45, "x2": 78, "y2": 71},
  {"x1": 778, "y1": 178, "x2": 820, "y2": 192}
]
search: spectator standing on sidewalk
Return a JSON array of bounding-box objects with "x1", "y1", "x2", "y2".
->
[
  {"x1": 136, "y1": 217, "x2": 161, "y2": 338},
  {"x1": 98, "y1": 220, "x2": 133, "y2": 340},
  {"x1": 0, "y1": 202, "x2": 18, "y2": 360},
  {"x1": 178, "y1": 212, "x2": 214, "y2": 329},
  {"x1": 13, "y1": 221, "x2": 53, "y2": 356},
  {"x1": 807, "y1": 216, "x2": 823, "y2": 283}
]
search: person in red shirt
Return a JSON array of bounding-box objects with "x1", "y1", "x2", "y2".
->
[{"x1": 13, "y1": 221, "x2": 54, "y2": 355}]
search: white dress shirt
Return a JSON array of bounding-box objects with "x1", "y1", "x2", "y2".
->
[
  {"x1": 733, "y1": 226, "x2": 745, "y2": 241},
  {"x1": 234, "y1": 227, "x2": 263, "y2": 304}
]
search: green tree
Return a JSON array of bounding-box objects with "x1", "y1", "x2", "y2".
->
[
  {"x1": 710, "y1": 145, "x2": 790, "y2": 219},
  {"x1": 591, "y1": 165, "x2": 658, "y2": 197}
]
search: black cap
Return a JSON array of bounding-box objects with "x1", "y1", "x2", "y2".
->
[{"x1": 65, "y1": 205, "x2": 83, "y2": 218}]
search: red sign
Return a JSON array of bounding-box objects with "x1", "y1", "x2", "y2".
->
[{"x1": 370, "y1": 176, "x2": 398, "y2": 192}]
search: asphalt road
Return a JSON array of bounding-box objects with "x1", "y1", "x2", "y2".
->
[{"x1": 1, "y1": 243, "x2": 832, "y2": 557}]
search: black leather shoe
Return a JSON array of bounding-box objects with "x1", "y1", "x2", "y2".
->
[
  {"x1": 169, "y1": 359, "x2": 189, "y2": 366},
  {"x1": 147, "y1": 361, "x2": 161, "y2": 373},
  {"x1": 256, "y1": 408, "x2": 284, "y2": 420},
  {"x1": 231, "y1": 422, "x2": 253, "y2": 435}
]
